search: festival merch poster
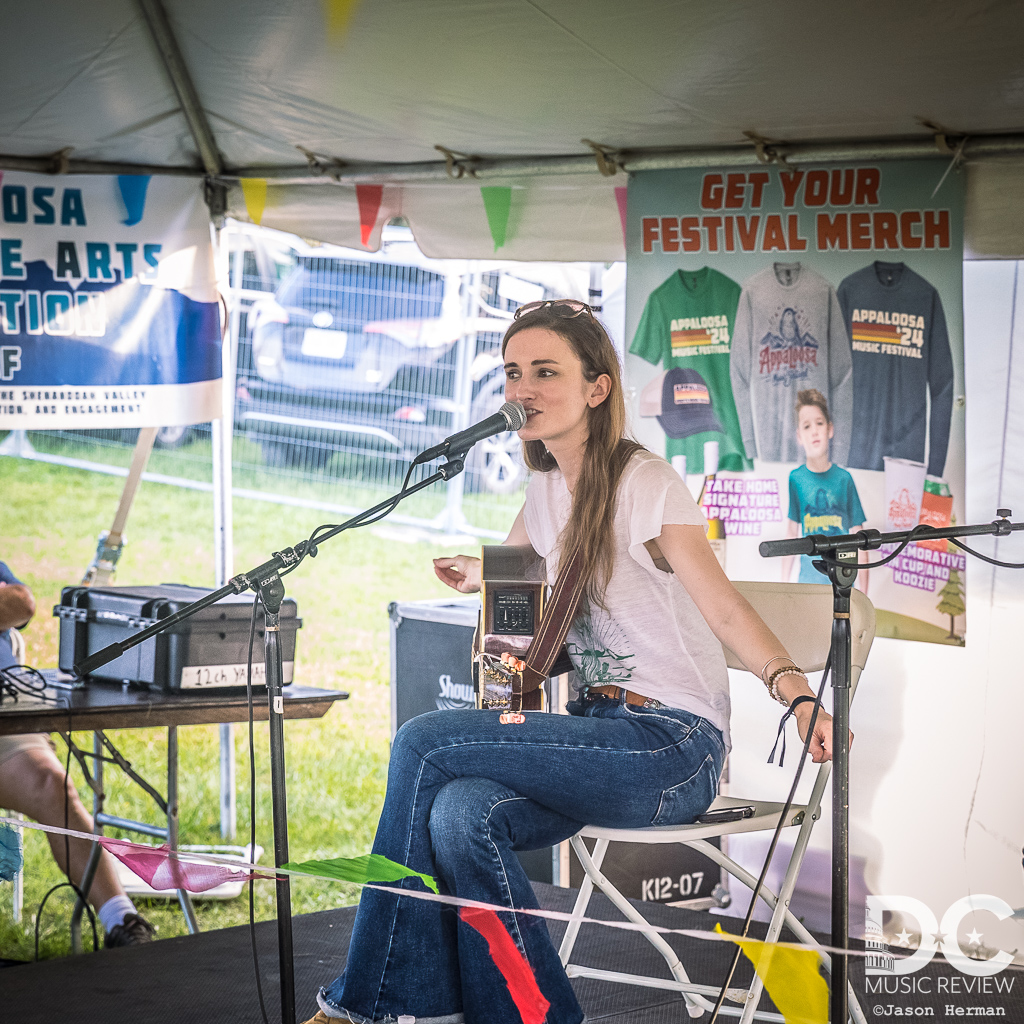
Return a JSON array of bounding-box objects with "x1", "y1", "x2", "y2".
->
[
  {"x1": 0, "y1": 173, "x2": 221, "y2": 432},
  {"x1": 625, "y1": 161, "x2": 966, "y2": 645}
]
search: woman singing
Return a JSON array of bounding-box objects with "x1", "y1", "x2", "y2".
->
[{"x1": 303, "y1": 301, "x2": 839, "y2": 1024}]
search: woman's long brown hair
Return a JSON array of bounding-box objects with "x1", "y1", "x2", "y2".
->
[{"x1": 502, "y1": 307, "x2": 643, "y2": 607}]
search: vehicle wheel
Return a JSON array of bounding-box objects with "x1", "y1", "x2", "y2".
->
[
  {"x1": 465, "y1": 382, "x2": 526, "y2": 494},
  {"x1": 260, "y1": 438, "x2": 333, "y2": 473},
  {"x1": 154, "y1": 424, "x2": 193, "y2": 449}
]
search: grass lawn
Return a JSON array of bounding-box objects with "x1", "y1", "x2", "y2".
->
[{"x1": 0, "y1": 450, "x2": 517, "y2": 960}]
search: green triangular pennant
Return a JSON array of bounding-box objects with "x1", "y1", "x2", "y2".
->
[
  {"x1": 481, "y1": 186, "x2": 513, "y2": 250},
  {"x1": 282, "y1": 853, "x2": 438, "y2": 893}
]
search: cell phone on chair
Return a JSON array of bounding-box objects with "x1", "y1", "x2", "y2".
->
[{"x1": 696, "y1": 805, "x2": 755, "y2": 824}]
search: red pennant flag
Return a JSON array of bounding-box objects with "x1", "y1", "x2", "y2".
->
[
  {"x1": 356, "y1": 184, "x2": 384, "y2": 246},
  {"x1": 460, "y1": 906, "x2": 550, "y2": 1024}
]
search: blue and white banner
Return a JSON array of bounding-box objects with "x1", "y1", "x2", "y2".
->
[{"x1": 0, "y1": 173, "x2": 221, "y2": 430}]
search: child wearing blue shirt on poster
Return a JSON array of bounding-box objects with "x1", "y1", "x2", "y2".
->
[{"x1": 783, "y1": 389, "x2": 869, "y2": 590}]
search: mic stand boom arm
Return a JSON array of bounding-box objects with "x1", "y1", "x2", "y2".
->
[
  {"x1": 758, "y1": 509, "x2": 1021, "y2": 1024},
  {"x1": 74, "y1": 457, "x2": 466, "y2": 1024}
]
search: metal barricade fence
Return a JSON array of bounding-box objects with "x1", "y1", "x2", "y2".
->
[{"x1": 6, "y1": 226, "x2": 599, "y2": 540}]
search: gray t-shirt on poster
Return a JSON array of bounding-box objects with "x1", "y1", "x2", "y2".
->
[
  {"x1": 523, "y1": 449, "x2": 732, "y2": 752},
  {"x1": 730, "y1": 263, "x2": 853, "y2": 465}
]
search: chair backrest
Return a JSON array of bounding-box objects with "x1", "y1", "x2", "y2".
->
[{"x1": 722, "y1": 582, "x2": 875, "y2": 683}]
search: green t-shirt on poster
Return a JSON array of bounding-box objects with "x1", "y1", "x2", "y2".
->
[{"x1": 630, "y1": 267, "x2": 752, "y2": 473}]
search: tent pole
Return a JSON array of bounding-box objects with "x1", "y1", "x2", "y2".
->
[
  {"x1": 213, "y1": 223, "x2": 240, "y2": 840},
  {"x1": 4, "y1": 131, "x2": 1024, "y2": 184},
  {"x1": 136, "y1": 0, "x2": 224, "y2": 176}
]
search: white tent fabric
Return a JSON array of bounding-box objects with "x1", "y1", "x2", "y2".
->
[
  {"x1": 3, "y1": 1, "x2": 1024, "y2": 256},
  {"x1": 5, "y1": 0, "x2": 1024, "y2": 168}
]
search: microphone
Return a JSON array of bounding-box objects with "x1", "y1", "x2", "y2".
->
[{"x1": 413, "y1": 401, "x2": 527, "y2": 465}]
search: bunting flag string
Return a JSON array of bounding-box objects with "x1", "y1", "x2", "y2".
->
[
  {"x1": 2, "y1": 815, "x2": 881, "y2": 966},
  {"x1": 460, "y1": 907, "x2": 551, "y2": 1024},
  {"x1": 117, "y1": 175, "x2": 151, "y2": 227},
  {"x1": 282, "y1": 852, "x2": 439, "y2": 893},
  {"x1": 355, "y1": 183, "x2": 384, "y2": 247},
  {"x1": 480, "y1": 185, "x2": 513, "y2": 250},
  {"x1": 716, "y1": 923, "x2": 830, "y2": 1024},
  {"x1": 322, "y1": 0, "x2": 362, "y2": 40},
  {"x1": 240, "y1": 177, "x2": 268, "y2": 226},
  {"x1": 99, "y1": 836, "x2": 275, "y2": 894}
]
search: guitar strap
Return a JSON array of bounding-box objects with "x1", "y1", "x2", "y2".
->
[{"x1": 520, "y1": 544, "x2": 586, "y2": 693}]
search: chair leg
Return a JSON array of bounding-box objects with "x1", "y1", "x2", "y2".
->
[
  {"x1": 564, "y1": 834, "x2": 714, "y2": 1017},
  {"x1": 558, "y1": 835, "x2": 600, "y2": 965},
  {"x1": 687, "y1": 839, "x2": 867, "y2": 1024}
]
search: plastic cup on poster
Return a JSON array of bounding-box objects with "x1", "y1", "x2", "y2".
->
[
  {"x1": 918, "y1": 475, "x2": 955, "y2": 551},
  {"x1": 703, "y1": 440, "x2": 719, "y2": 477},
  {"x1": 882, "y1": 456, "x2": 927, "y2": 533}
]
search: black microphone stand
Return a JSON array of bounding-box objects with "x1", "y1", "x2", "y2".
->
[
  {"x1": 75, "y1": 455, "x2": 469, "y2": 1024},
  {"x1": 759, "y1": 509, "x2": 1022, "y2": 1024}
]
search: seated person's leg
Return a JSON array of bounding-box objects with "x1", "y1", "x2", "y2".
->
[{"x1": 0, "y1": 734, "x2": 154, "y2": 946}]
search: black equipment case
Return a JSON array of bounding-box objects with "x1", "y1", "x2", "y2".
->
[{"x1": 55, "y1": 584, "x2": 302, "y2": 691}]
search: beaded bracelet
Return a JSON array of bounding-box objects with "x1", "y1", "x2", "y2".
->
[{"x1": 765, "y1": 665, "x2": 807, "y2": 705}]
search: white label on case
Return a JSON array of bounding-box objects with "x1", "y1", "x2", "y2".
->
[{"x1": 179, "y1": 662, "x2": 295, "y2": 688}]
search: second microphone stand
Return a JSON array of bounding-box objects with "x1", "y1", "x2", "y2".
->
[{"x1": 760, "y1": 509, "x2": 1021, "y2": 1024}]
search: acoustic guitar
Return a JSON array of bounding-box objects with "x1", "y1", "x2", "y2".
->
[{"x1": 474, "y1": 545, "x2": 573, "y2": 720}]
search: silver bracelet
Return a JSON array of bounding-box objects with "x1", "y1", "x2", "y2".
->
[{"x1": 760, "y1": 656, "x2": 790, "y2": 684}]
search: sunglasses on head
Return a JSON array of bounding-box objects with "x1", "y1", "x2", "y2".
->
[{"x1": 513, "y1": 299, "x2": 595, "y2": 320}]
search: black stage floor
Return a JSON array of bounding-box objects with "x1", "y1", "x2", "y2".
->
[{"x1": 3, "y1": 884, "x2": 1022, "y2": 1022}]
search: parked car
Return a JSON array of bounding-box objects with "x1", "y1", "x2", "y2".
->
[{"x1": 235, "y1": 231, "x2": 548, "y2": 493}]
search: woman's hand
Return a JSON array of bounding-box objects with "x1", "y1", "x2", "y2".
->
[
  {"x1": 433, "y1": 555, "x2": 482, "y2": 594},
  {"x1": 791, "y1": 703, "x2": 854, "y2": 764}
]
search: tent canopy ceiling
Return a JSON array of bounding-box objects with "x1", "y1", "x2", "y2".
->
[
  {"x1": 4, "y1": 0, "x2": 1024, "y2": 176},
  {"x1": 4, "y1": 1, "x2": 1024, "y2": 259}
]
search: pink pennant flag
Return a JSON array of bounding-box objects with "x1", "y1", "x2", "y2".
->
[
  {"x1": 99, "y1": 837, "x2": 272, "y2": 894},
  {"x1": 614, "y1": 186, "x2": 628, "y2": 246},
  {"x1": 356, "y1": 184, "x2": 384, "y2": 247},
  {"x1": 460, "y1": 907, "x2": 550, "y2": 1024}
]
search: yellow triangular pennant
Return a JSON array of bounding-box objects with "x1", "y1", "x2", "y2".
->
[
  {"x1": 240, "y1": 178, "x2": 268, "y2": 226},
  {"x1": 715, "y1": 923, "x2": 828, "y2": 1024}
]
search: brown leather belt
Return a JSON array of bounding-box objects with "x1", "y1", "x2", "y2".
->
[{"x1": 585, "y1": 685, "x2": 660, "y2": 709}]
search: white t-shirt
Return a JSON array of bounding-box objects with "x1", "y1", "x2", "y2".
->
[{"x1": 523, "y1": 448, "x2": 732, "y2": 751}]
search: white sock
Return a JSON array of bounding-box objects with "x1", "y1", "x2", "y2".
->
[{"x1": 98, "y1": 894, "x2": 137, "y2": 933}]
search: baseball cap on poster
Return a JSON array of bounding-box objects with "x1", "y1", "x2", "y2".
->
[{"x1": 639, "y1": 367, "x2": 725, "y2": 439}]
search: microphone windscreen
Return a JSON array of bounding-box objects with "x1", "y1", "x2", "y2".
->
[{"x1": 501, "y1": 401, "x2": 527, "y2": 431}]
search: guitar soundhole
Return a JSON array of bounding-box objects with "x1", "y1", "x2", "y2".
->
[{"x1": 492, "y1": 591, "x2": 535, "y2": 635}]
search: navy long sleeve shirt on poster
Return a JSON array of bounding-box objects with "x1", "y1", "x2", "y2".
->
[{"x1": 837, "y1": 262, "x2": 954, "y2": 477}]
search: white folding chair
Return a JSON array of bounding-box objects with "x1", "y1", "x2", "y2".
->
[{"x1": 558, "y1": 582, "x2": 875, "y2": 1023}]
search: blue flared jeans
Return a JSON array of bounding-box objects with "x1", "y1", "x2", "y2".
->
[{"x1": 317, "y1": 697, "x2": 726, "y2": 1024}]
